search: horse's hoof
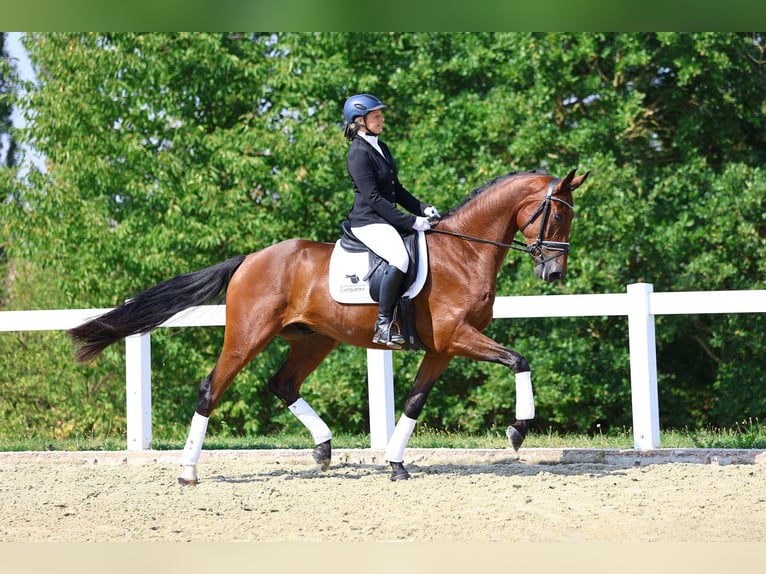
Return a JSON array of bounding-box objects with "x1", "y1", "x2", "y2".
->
[
  {"x1": 506, "y1": 424, "x2": 524, "y2": 452},
  {"x1": 312, "y1": 439, "x2": 332, "y2": 471},
  {"x1": 178, "y1": 464, "x2": 198, "y2": 485},
  {"x1": 177, "y1": 476, "x2": 199, "y2": 486},
  {"x1": 389, "y1": 461, "x2": 410, "y2": 481}
]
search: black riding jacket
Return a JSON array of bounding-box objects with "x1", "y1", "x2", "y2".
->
[{"x1": 345, "y1": 135, "x2": 427, "y2": 232}]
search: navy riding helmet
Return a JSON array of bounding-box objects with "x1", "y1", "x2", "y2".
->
[{"x1": 343, "y1": 94, "x2": 386, "y2": 124}]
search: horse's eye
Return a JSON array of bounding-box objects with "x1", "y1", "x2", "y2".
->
[{"x1": 553, "y1": 213, "x2": 564, "y2": 222}]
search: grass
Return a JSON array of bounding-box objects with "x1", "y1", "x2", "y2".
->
[{"x1": 1, "y1": 419, "x2": 764, "y2": 452}]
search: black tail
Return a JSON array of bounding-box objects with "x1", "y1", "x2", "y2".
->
[{"x1": 68, "y1": 255, "x2": 248, "y2": 363}]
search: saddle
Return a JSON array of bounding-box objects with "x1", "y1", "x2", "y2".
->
[
  {"x1": 339, "y1": 222, "x2": 420, "y2": 301},
  {"x1": 328, "y1": 222, "x2": 428, "y2": 350}
]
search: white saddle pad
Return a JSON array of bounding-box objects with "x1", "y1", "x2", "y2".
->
[{"x1": 328, "y1": 231, "x2": 429, "y2": 304}]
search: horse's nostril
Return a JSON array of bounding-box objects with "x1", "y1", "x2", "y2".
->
[{"x1": 547, "y1": 271, "x2": 563, "y2": 282}]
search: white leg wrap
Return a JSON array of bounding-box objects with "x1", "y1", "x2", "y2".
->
[
  {"x1": 384, "y1": 414, "x2": 417, "y2": 463},
  {"x1": 515, "y1": 371, "x2": 535, "y2": 420},
  {"x1": 288, "y1": 398, "x2": 332, "y2": 445},
  {"x1": 181, "y1": 412, "x2": 209, "y2": 467}
]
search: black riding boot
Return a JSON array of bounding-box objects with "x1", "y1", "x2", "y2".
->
[{"x1": 372, "y1": 266, "x2": 406, "y2": 349}]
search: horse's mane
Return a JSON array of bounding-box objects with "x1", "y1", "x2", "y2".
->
[{"x1": 444, "y1": 169, "x2": 550, "y2": 218}]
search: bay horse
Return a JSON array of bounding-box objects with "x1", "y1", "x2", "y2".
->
[{"x1": 68, "y1": 168, "x2": 589, "y2": 483}]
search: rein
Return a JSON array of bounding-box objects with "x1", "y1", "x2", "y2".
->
[{"x1": 428, "y1": 178, "x2": 573, "y2": 264}]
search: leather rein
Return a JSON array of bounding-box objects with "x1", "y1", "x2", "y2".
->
[{"x1": 428, "y1": 178, "x2": 574, "y2": 264}]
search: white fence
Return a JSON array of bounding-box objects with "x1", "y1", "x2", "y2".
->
[{"x1": 2, "y1": 283, "x2": 765, "y2": 452}]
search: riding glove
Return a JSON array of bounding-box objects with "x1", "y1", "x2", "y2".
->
[
  {"x1": 412, "y1": 216, "x2": 431, "y2": 232},
  {"x1": 424, "y1": 206, "x2": 441, "y2": 220}
]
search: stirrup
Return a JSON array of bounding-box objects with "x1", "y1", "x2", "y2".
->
[{"x1": 373, "y1": 322, "x2": 404, "y2": 349}]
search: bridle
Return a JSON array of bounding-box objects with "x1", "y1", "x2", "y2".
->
[{"x1": 428, "y1": 178, "x2": 574, "y2": 264}]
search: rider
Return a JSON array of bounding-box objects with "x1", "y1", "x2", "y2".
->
[{"x1": 343, "y1": 93, "x2": 440, "y2": 349}]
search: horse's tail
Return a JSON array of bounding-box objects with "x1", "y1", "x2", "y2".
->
[{"x1": 68, "y1": 254, "x2": 248, "y2": 363}]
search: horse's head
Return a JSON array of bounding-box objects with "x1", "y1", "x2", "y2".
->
[{"x1": 517, "y1": 169, "x2": 589, "y2": 282}]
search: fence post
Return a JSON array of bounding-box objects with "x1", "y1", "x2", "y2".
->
[
  {"x1": 366, "y1": 349, "x2": 395, "y2": 448},
  {"x1": 125, "y1": 333, "x2": 152, "y2": 451},
  {"x1": 626, "y1": 283, "x2": 660, "y2": 449}
]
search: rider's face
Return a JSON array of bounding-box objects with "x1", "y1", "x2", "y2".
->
[{"x1": 362, "y1": 109, "x2": 384, "y2": 135}]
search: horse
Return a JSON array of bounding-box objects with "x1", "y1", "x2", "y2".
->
[{"x1": 68, "y1": 168, "x2": 590, "y2": 483}]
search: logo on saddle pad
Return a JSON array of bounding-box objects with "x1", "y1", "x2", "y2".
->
[{"x1": 328, "y1": 231, "x2": 429, "y2": 304}]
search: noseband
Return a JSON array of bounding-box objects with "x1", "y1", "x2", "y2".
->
[{"x1": 430, "y1": 178, "x2": 574, "y2": 264}]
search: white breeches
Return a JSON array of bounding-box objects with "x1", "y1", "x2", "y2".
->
[{"x1": 351, "y1": 223, "x2": 409, "y2": 273}]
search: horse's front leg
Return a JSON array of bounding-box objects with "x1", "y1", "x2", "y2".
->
[
  {"x1": 447, "y1": 326, "x2": 534, "y2": 454},
  {"x1": 385, "y1": 353, "x2": 453, "y2": 480},
  {"x1": 505, "y1": 371, "x2": 532, "y2": 452}
]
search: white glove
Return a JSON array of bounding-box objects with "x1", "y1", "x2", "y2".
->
[
  {"x1": 424, "y1": 206, "x2": 441, "y2": 220},
  {"x1": 412, "y1": 216, "x2": 431, "y2": 232}
]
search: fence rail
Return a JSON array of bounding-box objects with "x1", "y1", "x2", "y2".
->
[{"x1": 2, "y1": 283, "x2": 765, "y2": 451}]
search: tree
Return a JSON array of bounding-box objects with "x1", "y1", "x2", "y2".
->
[
  {"x1": 1, "y1": 32, "x2": 19, "y2": 307},
  {"x1": 1, "y1": 33, "x2": 19, "y2": 172}
]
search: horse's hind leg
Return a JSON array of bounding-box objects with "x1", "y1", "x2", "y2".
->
[
  {"x1": 177, "y1": 361, "x2": 256, "y2": 485},
  {"x1": 267, "y1": 330, "x2": 339, "y2": 470},
  {"x1": 178, "y1": 317, "x2": 284, "y2": 485}
]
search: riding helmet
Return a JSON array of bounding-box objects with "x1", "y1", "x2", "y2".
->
[{"x1": 343, "y1": 94, "x2": 386, "y2": 124}]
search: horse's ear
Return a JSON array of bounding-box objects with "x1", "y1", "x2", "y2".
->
[
  {"x1": 556, "y1": 169, "x2": 590, "y2": 193},
  {"x1": 555, "y1": 169, "x2": 577, "y2": 193},
  {"x1": 569, "y1": 170, "x2": 590, "y2": 192}
]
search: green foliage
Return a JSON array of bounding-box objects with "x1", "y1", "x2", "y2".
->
[
  {"x1": 1, "y1": 34, "x2": 15, "y2": 305},
  {"x1": 1, "y1": 33, "x2": 765, "y2": 441},
  {"x1": 1, "y1": 33, "x2": 18, "y2": 170},
  {"x1": 0, "y1": 260, "x2": 126, "y2": 439}
]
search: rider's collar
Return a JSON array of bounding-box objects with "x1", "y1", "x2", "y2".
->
[{"x1": 357, "y1": 131, "x2": 384, "y2": 156}]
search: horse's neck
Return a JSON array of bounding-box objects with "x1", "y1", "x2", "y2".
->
[
  {"x1": 433, "y1": 181, "x2": 526, "y2": 286},
  {"x1": 450, "y1": 180, "x2": 524, "y2": 247}
]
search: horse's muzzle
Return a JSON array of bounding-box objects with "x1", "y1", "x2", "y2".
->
[{"x1": 535, "y1": 261, "x2": 566, "y2": 282}]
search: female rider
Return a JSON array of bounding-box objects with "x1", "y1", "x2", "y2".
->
[{"x1": 343, "y1": 93, "x2": 440, "y2": 348}]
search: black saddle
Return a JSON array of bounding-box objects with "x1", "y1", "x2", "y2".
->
[{"x1": 340, "y1": 221, "x2": 420, "y2": 302}]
